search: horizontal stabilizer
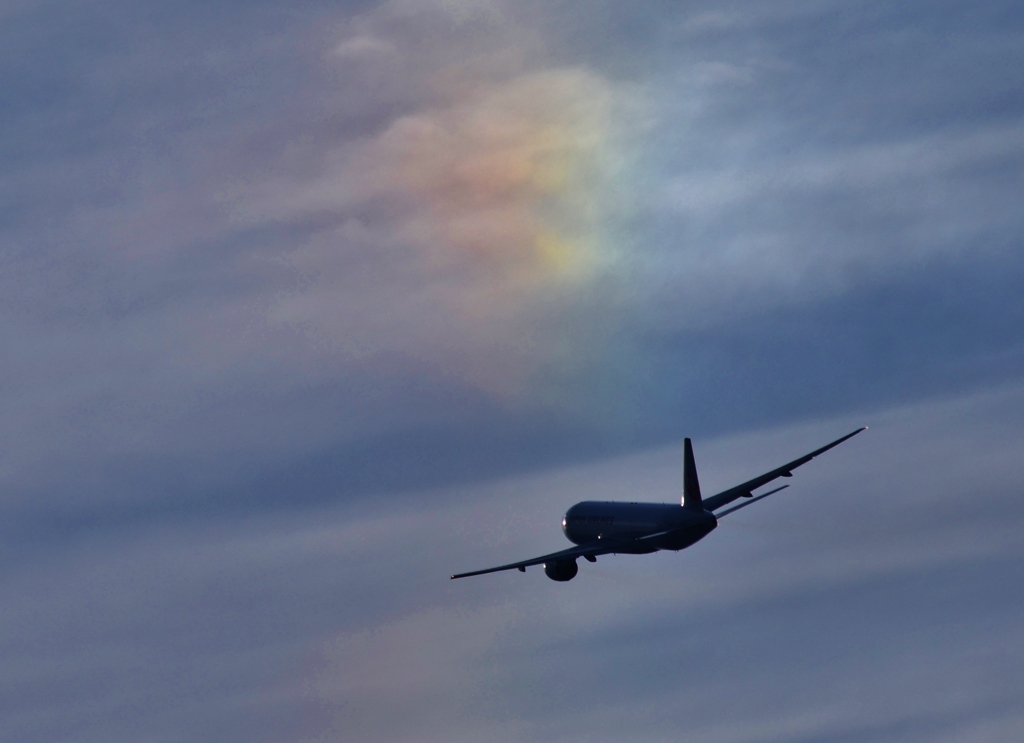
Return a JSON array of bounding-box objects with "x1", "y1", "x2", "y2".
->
[{"x1": 715, "y1": 485, "x2": 788, "y2": 518}]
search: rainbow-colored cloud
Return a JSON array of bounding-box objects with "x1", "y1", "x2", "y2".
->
[
  {"x1": 248, "y1": 2, "x2": 648, "y2": 398},
  {"x1": 383, "y1": 68, "x2": 620, "y2": 286}
]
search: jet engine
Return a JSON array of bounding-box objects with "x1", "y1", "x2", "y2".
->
[{"x1": 543, "y1": 559, "x2": 578, "y2": 582}]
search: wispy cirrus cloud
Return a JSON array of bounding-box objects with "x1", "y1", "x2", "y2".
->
[
  {"x1": 2, "y1": 0, "x2": 1023, "y2": 519},
  {"x1": 221, "y1": 1, "x2": 651, "y2": 396},
  {"x1": 2, "y1": 1, "x2": 1024, "y2": 742},
  {"x1": 5, "y1": 383, "x2": 1023, "y2": 742}
]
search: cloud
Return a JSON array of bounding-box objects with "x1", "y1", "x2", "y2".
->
[
  {"x1": 4, "y1": 382, "x2": 1024, "y2": 742},
  {"x1": 3, "y1": 2, "x2": 1024, "y2": 741},
  {"x1": 0, "y1": 0, "x2": 1021, "y2": 524},
  {"x1": 222, "y1": 1, "x2": 651, "y2": 398},
  {"x1": 256, "y1": 70, "x2": 632, "y2": 396}
]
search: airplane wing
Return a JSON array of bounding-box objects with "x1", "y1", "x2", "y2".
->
[
  {"x1": 702, "y1": 427, "x2": 866, "y2": 513},
  {"x1": 450, "y1": 540, "x2": 617, "y2": 579}
]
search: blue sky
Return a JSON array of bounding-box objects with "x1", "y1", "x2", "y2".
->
[{"x1": 1, "y1": 1, "x2": 1023, "y2": 741}]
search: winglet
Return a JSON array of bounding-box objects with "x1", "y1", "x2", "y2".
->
[{"x1": 682, "y1": 438, "x2": 704, "y2": 511}]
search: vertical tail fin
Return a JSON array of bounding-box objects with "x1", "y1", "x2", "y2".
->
[{"x1": 682, "y1": 438, "x2": 704, "y2": 511}]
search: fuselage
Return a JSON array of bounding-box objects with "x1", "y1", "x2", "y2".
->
[{"x1": 562, "y1": 501, "x2": 717, "y2": 553}]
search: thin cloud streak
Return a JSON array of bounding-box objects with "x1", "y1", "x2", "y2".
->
[{"x1": 3, "y1": 384, "x2": 1024, "y2": 742}]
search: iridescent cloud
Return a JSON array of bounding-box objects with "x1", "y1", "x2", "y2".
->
[
  {"x1": 383, "y1": 67, "x2": 620, "y2": 286},
  {"x1": 247, "y1": 2, "x2": 647, "y2": 396}
]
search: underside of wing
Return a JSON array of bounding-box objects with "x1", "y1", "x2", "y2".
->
[
  {"x1": 450, "y1": 541, "x2": 616, "y2": 579},
  {"x1": 702, "y1": 427, "x2": 866, "y2": 513}
]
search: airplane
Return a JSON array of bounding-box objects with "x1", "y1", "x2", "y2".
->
[{"x1": 451, "y1": 427, "x2": 866, "y2": 581}]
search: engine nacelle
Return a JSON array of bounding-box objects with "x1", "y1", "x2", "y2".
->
[{"x1": 543, "y1": 559, "x2": 579, "y2": 582}]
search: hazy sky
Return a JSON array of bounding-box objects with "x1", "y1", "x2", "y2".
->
[{"x1": 2, "y1": 1, "x2": 1023, "y2": 741}]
